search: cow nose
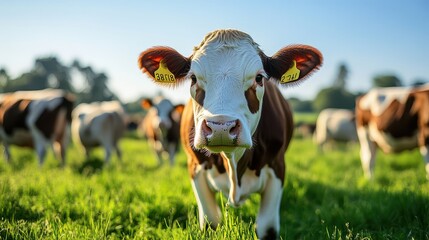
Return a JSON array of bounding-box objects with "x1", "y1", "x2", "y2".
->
[{"x1": 202, "y1": 119, "x2": 241, "y2": 142}]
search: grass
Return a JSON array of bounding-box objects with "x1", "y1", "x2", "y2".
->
[{"x1": 0, "y1": 133, "x2": 428, "y2": 239}]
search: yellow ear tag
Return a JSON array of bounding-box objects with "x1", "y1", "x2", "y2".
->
[
  {"x1": 280, "y1": 60, "x2": 300, "y2": 83},
  {"x1": 154, "y1": 60, "x2": 176, "y2": 83}
]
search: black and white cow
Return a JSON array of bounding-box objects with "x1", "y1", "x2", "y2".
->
[{"x1": 0, "y1": 89, "x2": 74, "y2": 166}]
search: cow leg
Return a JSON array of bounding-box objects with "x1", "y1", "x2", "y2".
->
[
  {"x1": 419, "y1": 145, "x2": 429, "y2": 180},
  {"x1": 115, "y1": 142, "x2": 122, "y2": 162},
  {"x1": 357, "y1": 127, "x2": 377, "y2": 179},
  {"x1": 167, "y1": 143, "x2": 176, "y2": 166},
  {"x1": 256, "y1": 175, "x2": 283, "y2": 240},
  {"x1": 35, "y1": 142, "x2": 47, "y2": 166},
  {"x1": 191, "y1": 168, "x2": 222, "y2": 230},
  {"x1": 84, "y1": 147, "x2": 91, "y2": 159},
  {"x1": 103, "y1": 145, "x2": 112, "y2": 164},
  {"x1": 3, "y1": 144, "x2": 11, "y2": 162},
  {"x1": 52, "y1": 141, "x2": 66, "y2": 167}
]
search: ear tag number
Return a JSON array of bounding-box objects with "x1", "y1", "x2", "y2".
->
[
  {"x1": 154, "y1": 60, "x2": 176, "y2": 83},
  {"x1": 280, "y1": 60, "x2": 300, "y2": 83}
]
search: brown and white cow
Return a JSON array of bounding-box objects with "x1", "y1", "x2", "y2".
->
[
  {"x1": 314, "y1": 108, "x2": 358, "y2": 151},
  {"x1": 138, "y1": 29, "x2": 322, "y2": 239},
  {"x1": 139, "y1": 96, "x2": 184, "y2": 166},
  {"x1": 356, "y1": 85, "x2": 429, "y2": 179},
  {"x1": 0, "y1": 89, "x2": 74, "y2": 166},
  {"x1": 71, "y1": 101, "x2": 126, "y2": 163}
]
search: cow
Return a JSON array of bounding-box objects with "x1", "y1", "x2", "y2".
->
[
  {"x1": 314, "y1": 108, "x2": 358, "y2": 151},
  {"x1": 139, "y1": 96, "x2": 184, "y2": 166},
  {"x1": 0, "y1": 89, "x2": 74, "y2": 166},
  {"x1": 137, "y1": 29, "x2": 322, "y2": 239},
  {"x1": 355, "y1": 85, "x2": 429, "y2": 180},
  {"x1": 71, "y1": 101, "x2": 126, "y2": 163}
]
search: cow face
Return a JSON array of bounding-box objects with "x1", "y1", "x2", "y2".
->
[
  {"x1": 141, "y1": 97, "x2": 184, "y2": 135},
  {"x1": 138, "y1": 29, "x2": 322, "y2": 154}
]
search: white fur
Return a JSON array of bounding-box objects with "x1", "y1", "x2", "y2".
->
[
  {"x1": 71, "y1": 101, "x2": 126, "y2": 163},
  {"x1": 358, "y1": 87, "x2": 411, "y2": 116},
  {"x1": 314, "y1": 108, "x2": 357, "y2": 150}
]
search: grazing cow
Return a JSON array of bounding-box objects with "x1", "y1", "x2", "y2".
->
[
  {"x1": 0, "y1": 89, "x2": 74, "y2": 166},
  {"x1": 138, "y1": 29, "x2": 322, "y2": 239},
  {"x1": 139, "y1": 96, "x2": 184, "y2": 166},
  {"x1": 314, "y1": 108, "x2": 358, "y2": 151},
  {"x1": 356, "y1": 85, "x2": 429, "y2": 179},
  {"x1": 71, "y1": 101, "x2": 126, "y2": 163}
]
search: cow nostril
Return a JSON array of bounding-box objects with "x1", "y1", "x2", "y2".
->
[
  {"x1": 229, "y1": 120, "x2": 240, "y2": 136},
  {"x1": 202, "y1": 120, "x2": 213, "y2": 136}
]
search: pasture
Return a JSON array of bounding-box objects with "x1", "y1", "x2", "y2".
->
[{"x1": 0, "y1": 125, "x2": 428, "y2": 239}]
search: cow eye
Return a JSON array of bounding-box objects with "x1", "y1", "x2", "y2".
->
[
  {"x1": 191, "y1": 75, "x2": 197, "y2": 86},
  {"x1": 255, "y1": 74, "x2": 264, "y2": 86}
]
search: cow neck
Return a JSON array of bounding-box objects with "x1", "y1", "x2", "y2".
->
[{"x1": 220, "y1": 148, "x2": 246, "y2": 205}]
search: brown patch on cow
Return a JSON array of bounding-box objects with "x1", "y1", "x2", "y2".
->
[
  {"x1": 411, "y1": 89, "x2": 429, "y2": 147},
  {"x1": 244, "y1": 84, "x2": 260, "y2": 114},
  {"x1": 375, "y1": 98, "x2": 418, "y2": 138},
  {"x1": 355, "y1": 96, "x2": 372, "y2": 128},
  {"x1": 138, "y1": 46, "x2": 191, "y2": 84},
  {"x1": 0, "y1": 99, "x2": 31, "y2": 136}
]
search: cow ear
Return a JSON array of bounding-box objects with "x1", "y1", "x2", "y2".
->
[
  {"x1": 140, "y1": 98, "x2": 153, "y2": 110},
  {"x1": 261, "y1": 45, "x2": 322, "y2": 86},
  {"x1": 174, "y1": 104, "x2": 185, "y2": 115},
  {"x1": 171, "y1": 104, "x2": 185, "y2": 122},
  {"x1": 138, "y1": 46, "x2": 191, "y2": 87}
]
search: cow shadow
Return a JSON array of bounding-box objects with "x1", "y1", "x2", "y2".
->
[{"x1": 74, "y1": 156, "x2": 104, "y2": 176}]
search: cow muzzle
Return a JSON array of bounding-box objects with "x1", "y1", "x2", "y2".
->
[{"x1": 195, "y1": 117, "x2": 251, "y2": 152}]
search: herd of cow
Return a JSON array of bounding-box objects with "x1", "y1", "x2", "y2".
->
[
  {"x1": 311, "y1": 84, "x2": 429, "y2": 180},
  {"x1": 0, "y1": 89, "x2": 184, "y2": 167},
  {"x1": 1, "y1": 29, "x2": 428, "y2": 239}
]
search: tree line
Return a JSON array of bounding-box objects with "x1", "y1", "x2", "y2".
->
[{"x1": 0, "y1": 56, "x2": 119, "y2": 104}]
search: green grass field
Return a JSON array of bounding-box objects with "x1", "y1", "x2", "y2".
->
[{"x1": 0, "y1": 131, "x2": 428, "y2": 239}]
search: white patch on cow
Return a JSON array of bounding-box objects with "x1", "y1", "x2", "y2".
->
[
  {"x1": 368, "y1": 121, "x2": 417, "y2": 153},
  {"x1": 357, "y1": 126, "x2": 377, "y2": 178},
  {"x1": 191, "y1": 163, "x2": 222, "y2": 229},
  {"x1": 358, "y1": 87, "x2": 411, "y2": 116}
]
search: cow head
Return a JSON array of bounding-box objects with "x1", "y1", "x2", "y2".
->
[
  {"x1": 138, "y1": 29, "x2": 322, "y2": 154},
  {"x1": 141, "y1": 97, "x2": 184, "y2": 135}
]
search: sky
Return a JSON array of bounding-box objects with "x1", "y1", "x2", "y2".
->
[{"x1": 0, "y1": 0, "x2": 428, "y2": 104}]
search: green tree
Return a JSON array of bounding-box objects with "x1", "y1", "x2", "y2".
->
[
  {"x1": 0, "y1": 68, "x2": 9, "y2": 92},
  {"x1": 313, "y1": 88, "x2": 356, "y2": 112},
  {"x1": 373, "y1": 74, "x2": 402, "y2": 87},
  {"x1": 333, "y1": 63, "x2": 348, "y2": 89},
  {"x1": 72, "y1": 60, "x2": 118, "y2": 103},
  {"x1": 288, "y1": 97, "x2": 313, "y2": 112}
]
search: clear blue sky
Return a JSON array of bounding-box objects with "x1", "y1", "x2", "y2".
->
[{"x1": 1, "y1": 1, "x2": 428, "y2": 103}]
